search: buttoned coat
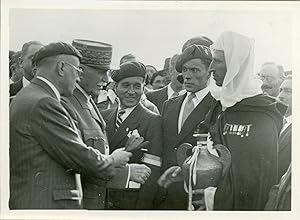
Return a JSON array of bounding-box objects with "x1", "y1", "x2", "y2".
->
[
  {"x1": 62, "y1": 87, "x2": 129, "y2": 209},
  {"x1": 9, "y1": 78, "x2": 115, "y2": 209}
]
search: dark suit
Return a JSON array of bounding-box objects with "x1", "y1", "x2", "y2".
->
[
  {"x1": 278, "y1": 123, "x2": 291, "y2": 179},
  {"x1": 9, "y1": 78, "x2": 23, "y2": 101},
  {"x1": 101, "y1": 103, "x2": 163, "y2": 209},
  {"x1": 158, "y1": 92, "x2": 213, "y2": 209},
  {"x1": 62, "y1": 87, "x2": 129, "y2": 209},
  {"x1": 10, "y1": 78, "x2": 115, "y2": 209},
  {"x1": 146, "y1": 86, "x2": 168, "y2": 113}
]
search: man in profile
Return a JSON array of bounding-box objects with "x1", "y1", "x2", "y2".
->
[
  {"x1": 9, "y1": 42, "x2": 131, "y2": 209},
  {"x1": 10, "y1": 41, "x2": 43, "y2": 98}
]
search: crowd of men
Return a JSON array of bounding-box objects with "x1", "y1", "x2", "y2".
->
[{"x1": 9, "y1": 31, "x2": 292, "y2": 211}]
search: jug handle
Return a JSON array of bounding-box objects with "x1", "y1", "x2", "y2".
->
[
  {"x1": 214, "y1": 144, "x2": 231, "y2": 177},
  {"x1": 176, "y1": 143, "x2": 193, "y2": 167}
]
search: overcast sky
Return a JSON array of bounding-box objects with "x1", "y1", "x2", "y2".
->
[{"x1": 9, "y1": 8, "x2": 292, "y2": 72}]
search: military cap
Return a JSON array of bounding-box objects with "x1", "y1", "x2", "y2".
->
[
  {"x1": 72, "y1": 39, "x2": 112, "y2": 70},
  {"x1": 111, "y1": 61, "x2": 146, "y2": 82},
  {"x1": 176, "y1": 44, "x2": 212, "y2": 73},
  {"x1": 32, "y1": 42, "x2": 82, "y2": 66},
  {"x1": 182, "y1": 36, "x2": 214, "y2": 52}
]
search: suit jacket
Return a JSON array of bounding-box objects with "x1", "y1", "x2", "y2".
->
[
  {"x1": 101, "y1": 103, "x2": 163, "y2": 209},
  {"x1": 9, "y1": 78, "x2": 23, "y2": 101},
  {"x1": 146, "y1": 86, "x2": 168, "y2": 113},
  {"x1": 9, "y1": 78, "x2": 115, "y2": 209},
  {"x1": 62, "y1": 87, "x2": 129, "y2": 209},
  {"x1": 158, "y1": 92, "x2": 213, "y2": 210},
  {"x1": 278, "y1": 123, "x2": 291, "y2": 179}
]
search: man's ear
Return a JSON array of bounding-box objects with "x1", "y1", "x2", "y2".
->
[
  {"x1": 56, "y1": 61, "x2": 65, "y2": 77},
  {"x1": 18, "y1": 57, "x2": 23, "y2": 68}
]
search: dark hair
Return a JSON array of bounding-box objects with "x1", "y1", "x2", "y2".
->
[
  {"x1": 21, "y1": 41, "x2": 43, "y2": 58},
  {"x1": 150, "y1": 69, "x2": 168, "y2": 85}
]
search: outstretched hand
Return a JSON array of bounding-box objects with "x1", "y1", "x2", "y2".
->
[{"x1": 157, "y1": 166, "x2": 184, "y2": 188}]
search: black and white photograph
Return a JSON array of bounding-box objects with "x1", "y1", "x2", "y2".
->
[{"x1": 1, "y1": 0, "x2": 299, "y2": 219}]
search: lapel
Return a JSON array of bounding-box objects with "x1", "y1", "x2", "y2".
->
[
  {"x1": 164, "y1": 94, "x2": 187, "y2": 138},
  {"x1": 110, "y1": 103, "x2": 143, "y2": 149},
  {"x1": 73, "y1": 88, "x2": 106, "y2": 129},
  {"x1": 279, "y1": 123, "x2": 292, "y2": 152},
  {"x1": 160, "y1": 86, "x2": 168, "y2": 103},
  {"x1": 175, "y1": 93, "x2": 212, "y2": 146}
]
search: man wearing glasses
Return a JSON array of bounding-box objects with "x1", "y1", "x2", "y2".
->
[
  {"x1": 9, "y1": 42, "x2": 132, "y2": 209},
  {"x1": 258, "y1": 62, "x2": 285, "y2": 98}
]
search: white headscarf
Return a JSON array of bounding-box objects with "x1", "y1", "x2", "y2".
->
[{"x1": 209, "y1": 31, "x2": 263, "y2": 110}]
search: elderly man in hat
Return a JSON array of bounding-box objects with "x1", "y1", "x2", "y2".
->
[
  {"x1": 156, "y1": 44, "x2": 214, "y2": 210},
  {"x1": 61, "y1": 39, "x2": 141, "y2": 210},
  {"x1": 101, "y1": 61, "x2": 163, "y2": 209},
  {"x1": 9, "y1": 42, "x2": 132, "y2": 209}
]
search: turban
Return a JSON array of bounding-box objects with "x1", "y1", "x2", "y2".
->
[
  {"x1": 176, "y1": 44, "x2": 212, "y2": 73},
  {"x1": 72, "y1": 39, "x2": 112, "y2": 70},
  {"x1": 111, "y1": 61, "x2": 146, "y2": 82},
  {"x1": 32, "y1": 42, "x2": 82, "y2": 66}
]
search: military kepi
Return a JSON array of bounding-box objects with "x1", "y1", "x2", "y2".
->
[
  {"x1": 176, "y1": 44, "x2": 212, "y2": 73},
  {"x1": 32, "y1": 42, "x2": 82, "y2": 66},
  {"x1": 111, "y1": 61, "x2": 146, "y2": 82},
  {"x1": 72, "y1": 39, "x2": 112, "y2": 70}
]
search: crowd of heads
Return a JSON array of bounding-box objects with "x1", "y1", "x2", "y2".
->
[{"x1": 9, "y1": 33, "x2": 292, "y2": 112}]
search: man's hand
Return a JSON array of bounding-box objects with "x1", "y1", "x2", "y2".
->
[
  {"x1": 129, "y1": 164, "x2": 151, "y2": 184},
  {"x1": 157, "y1": 166, "x2": 184, "y2": 188},
  {"x1": 111, "y1": 147, "x2": 132, "y2": 168}
]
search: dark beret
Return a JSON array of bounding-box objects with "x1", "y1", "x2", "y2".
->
[
  {"x1": 111, "y1": 61, "x2": 146, "y2": 82},
  {"x1": 72, "y1": 39, "x2": 112, "y2": 70},
  {"x1": 176, "y1": 44, "x2": 212, "y2": 73},
  {"x1": 182, "y1": 36, "x2": 214, "y2": 52},
  {"x1": 32, "y1": 42, "x2": 82, "y2": 66}
]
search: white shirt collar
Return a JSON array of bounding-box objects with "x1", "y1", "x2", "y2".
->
[
  {"x1": 118, "y1": 105, "x2": 136, "y2": 121},
  {"x1": 22, "y1": 76, "x2": 30, "y2": 87},
  {"x1": 167, "y1": 84, "x2": 186, "y2": 99},
  {"x1": 36, "y1": 76, "x2": 61, "y2": 101},
  {"x1": 186, "y1": 87, "x2": 209, "y2": 103}
]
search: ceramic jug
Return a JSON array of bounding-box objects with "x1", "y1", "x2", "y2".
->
[{"x1": 176, "y1": 133, "x2": 231, "y2": 190}]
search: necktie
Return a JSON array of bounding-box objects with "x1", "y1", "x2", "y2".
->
[
  {"x1": 170, "y1": 91, "x2": 180, "y2": 99},
  {"x1": 181, "y1": 93, "x2": 196, "y2": 128},
  {"x1": 116, "y1": 109, "x2": 126, "y2": 130}
]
